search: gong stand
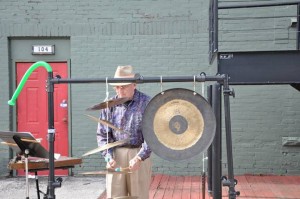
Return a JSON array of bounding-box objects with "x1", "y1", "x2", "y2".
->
[
  {"x1": 10, "y1": 68, "x2": 237, "y2": 199},
  {"x1": 207, "y1": 82, "x2": 239, "y2": 199},
  {"x1": 50, "y1": 73, "x2": 238, "y2": 199}
]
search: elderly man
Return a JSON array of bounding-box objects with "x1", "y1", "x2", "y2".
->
[{"x1": 97, "y1": 65, "x2": 152, "y2": 199}]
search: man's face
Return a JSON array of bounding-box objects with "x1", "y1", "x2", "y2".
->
[{"x1": 113, "y1": 83, "x2": 136, "y2": 99}]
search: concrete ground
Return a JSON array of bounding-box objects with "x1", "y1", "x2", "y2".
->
[{"x1": 0, "y1": 175, "x2": 106, "y2": 199}]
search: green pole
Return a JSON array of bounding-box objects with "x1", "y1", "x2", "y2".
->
[{"x1": 8, "y1": 61, "x2": 53, "y2": 106}]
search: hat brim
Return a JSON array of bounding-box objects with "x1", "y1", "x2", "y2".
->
[
  {"x1": 109, "y1": 82, "x2": 132, "y2": 86},
  {"x1": 109, "y1": 74, "x2": 135, "y2": 86}
]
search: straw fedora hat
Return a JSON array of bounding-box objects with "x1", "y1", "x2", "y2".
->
[{"x1": 109, "y1": 65, "x2": 135, "y2": 86}]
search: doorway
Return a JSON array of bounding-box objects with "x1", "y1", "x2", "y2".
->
[{"x1": 16, "y1": 62, "x2": 69, "y2": 176}]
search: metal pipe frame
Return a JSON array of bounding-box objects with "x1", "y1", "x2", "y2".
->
[
  {"x1": 46, "y1": 72, "x2": 57, "y2": 199},
  {"x1": 47, "y1": 73, "x2": 235, "y2": 199},
  {"x1": 206, "y1": 85, "x2": 213, "y2": 195},
  {"x1": 50, "y1": 74, "x2": 226, "y2": 84},
  {"x1": 212, "y1": 83, "x2": 222, "y2": 199},
  {"x1": 297, "y1": 4, "x2": 300, "y2": 49},
  {"x1": 222, "y1": 75, "x2": 239, "y2": 199},
  {"x1": 218, "y1": 1, "x2": 300, "y2": 9}
]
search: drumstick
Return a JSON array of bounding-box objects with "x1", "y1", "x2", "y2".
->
[
  {"x1": 1, "y1": 139, "x2": 41, "y2": 147},
  {"x1": 1, "y1": 142, "x2": 17, "y2": 147},
  {"x1": 108, "y1": 167, "x2": 130, "y2": 172},
  {"x1": 20, "y1": 138, "x2": 40, "y2": 143}
]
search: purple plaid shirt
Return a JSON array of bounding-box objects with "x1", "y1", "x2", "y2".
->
[{"x1": 96, "y1": 89, "x2": 152, "y2": 160}]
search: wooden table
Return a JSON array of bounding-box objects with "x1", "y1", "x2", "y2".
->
[
  {"x1": 8, "y1": 156, "x2": 82, "y2": 171},
  {"x1": 8, "y1": 156, "x2": 82, "y2": 199}
]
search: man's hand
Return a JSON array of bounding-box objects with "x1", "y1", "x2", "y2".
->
[
  {"x1": 129, "y1": 156, "x2": 142, "y2": 171},
  {"x1": 106, "y1": 158, "x2": 116, "y2": 169}
]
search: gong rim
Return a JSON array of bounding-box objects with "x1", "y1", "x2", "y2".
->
[{"x1": 142, "y1": 88, "x2": 216, "y2": 161}]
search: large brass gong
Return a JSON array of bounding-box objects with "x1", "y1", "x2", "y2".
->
[{"x1": 142, "y1": 88, "x2": 216, "y2": 161}]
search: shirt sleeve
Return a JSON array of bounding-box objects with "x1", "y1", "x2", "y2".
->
[{"x1": 137, "y1": 140, "x2": 152, "y2": 160}]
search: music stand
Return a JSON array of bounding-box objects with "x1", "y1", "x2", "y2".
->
[{"x1": 0, "y1": 130, "x2": 49, "y2": 199}]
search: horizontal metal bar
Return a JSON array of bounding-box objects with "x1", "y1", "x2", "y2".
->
[
  {"x1": 50, "y1": 74, "x2": 226, "y2": 84},
  {"x1": 219, "y1": 1, "x2": 300, "y2": 9}
]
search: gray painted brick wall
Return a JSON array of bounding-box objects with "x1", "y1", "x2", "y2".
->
[{"x1": 0, "y1": 0, "x2": 299, "y2": 177}]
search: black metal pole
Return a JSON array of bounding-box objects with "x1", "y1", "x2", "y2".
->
[
  {"x1": 207, "y1": 145, "x2": 213, "y2": 195},
  {"x1": 35, "y1": 172, "x2": 41, "y2": 199},
  {"x1": 219, "y1": 1, "x2": 300, "y2": 9},
  {"x1": 206, "y1": 85, "x2": 213, "y2": 195},
  {"x1": 212, "y1": 83, "x2": 222, "y2": 199},
  {"x1": 50, "y1": 74, "x2": 225, "y2": 84},
  {"x1": 297, "y1": 4, "x2": 300, "y2": 50},
  {"x1": 214, "y1": 0, "x2": 218, "y2": 53},
  {"x1": 222, "y1": 75, "x2": 239, "y2": 199},
  {"x1": 46, "y1": 72, "x2": 56, "y2": 199},
  {"x1": 209, "y1": 0, "x2": 218, "y2": 64}
]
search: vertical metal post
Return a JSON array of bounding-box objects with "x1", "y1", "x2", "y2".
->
[
  {"x1": 223, "y1": 75, "x2": 239, "y2": 199},
  {"x1": 212, "y1": 83, "x2": 222, "y2": 199},
  {"x1": 207, "y1": 146, "x2": 213, "y2": 195},
  {"x1": 206, "y1": 85, "x2": 213, "y2": 195},
  {"x1": 297, "y1": 3, "x2": 300, "y2": 50},
  {"x1": 35, "y1": 172, "x2": 41, "y2": 199},
  {"x1": 47, "y1": 72, "x2": 56, "y2": 199},
  {"x1": 25, "y1": 149, "x2": 30, "y2": 199},
  {"x1": 214, "y1": 0, "x2": 218, "y2": 53}
]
